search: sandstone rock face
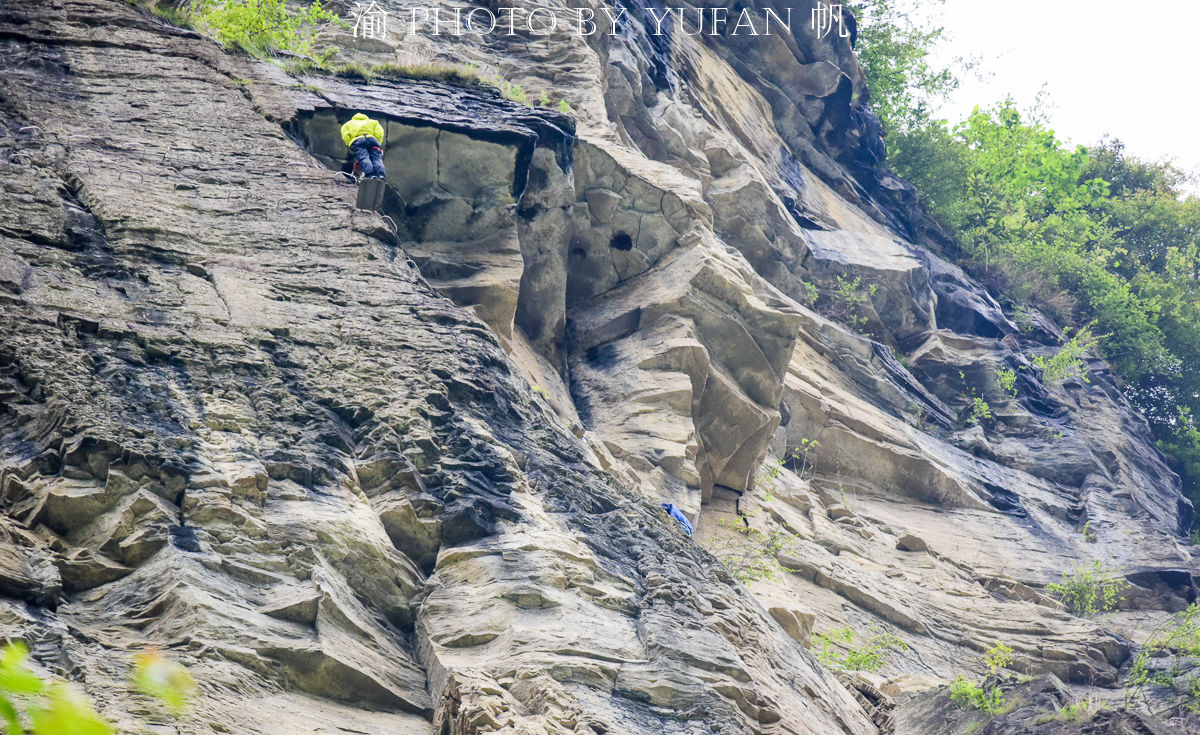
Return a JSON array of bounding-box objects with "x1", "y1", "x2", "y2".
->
[
  {"x1": 1, "y1": 0, "x2": 1197, "y2": 733},
  {"x1": 894, "y1": 672, "x2": 1197, "y2": 734}
]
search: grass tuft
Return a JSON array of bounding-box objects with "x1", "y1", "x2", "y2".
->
[
  {"x1": 332, "y1": 61, "x2": 375, "y2": 83},
  {"x1": 369, "y1": 62, "x2": 484, "y2": 87}
]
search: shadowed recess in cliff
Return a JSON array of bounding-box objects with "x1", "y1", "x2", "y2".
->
[{"x1": 282, "y1": 78, "x2": 575, "y2": 199}]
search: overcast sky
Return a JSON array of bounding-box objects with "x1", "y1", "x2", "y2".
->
[{"x1": 918, "y1": 0, "x2": 1200, "y2": 192}]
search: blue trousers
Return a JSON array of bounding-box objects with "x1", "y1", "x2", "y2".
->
[{"x1": 350, "y1": 136, "x2": 385, "y2": 179}]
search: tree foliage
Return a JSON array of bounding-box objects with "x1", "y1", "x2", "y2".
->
[
  {"x1": 852, "y1": 4, "x2": 1200, "y2": 518},
  {"x1": 0, "y1": 643, "x2": 112, "y2": 735},
  {"x1": 850, "y1": 0, "x2": 961, "y2": 135}
]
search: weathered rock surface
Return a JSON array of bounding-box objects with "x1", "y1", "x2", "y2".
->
[
  {"x1": 1, "y1": 0, "x2": 1198, "y2": 732},
  {"x1": 894, "y1": 674, "x2": 1189, "y2": 734}
]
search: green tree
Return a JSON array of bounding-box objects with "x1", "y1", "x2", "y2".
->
[
  {"x1": 853, "y1": 0, "x2": 1200, "y2": 521},
  {"x1": 850, "y1": 0, "x2": 961, "y2": 135}
]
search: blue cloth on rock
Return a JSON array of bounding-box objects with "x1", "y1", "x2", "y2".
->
[{"x1": 661, "y1": 503, "x2": 693, "y2": 536}]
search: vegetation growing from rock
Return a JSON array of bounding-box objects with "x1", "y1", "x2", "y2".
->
[
  {"x1": 753, "y1": 441, "x2": 818, "y2": 502},
  {"x1": 982, "y1": 640, "x2": 1014, "y2": 673},
  {"x1": 820, "y1": 275, "x2": 877, "y2": 333},
  {"x1": 706, "y1": 443, "x2": 820, "y2": 582},
  {"x1": 995, "y1": 366, "x2": 1018, "y2": 399},
  {"x1": 368, "y1": 62, "x2": 485, "y2": 87},
  {"x1": 784, "y1": 438, "x2": 820, "y2": 485},
  {"x1": 968, "y1": 396, "x2": 992, "y2": 426},
  {"x1": 332, "y1": 61, "x2": 375, "y2": 83},
  {"x1": 1046, "y1": 559, "x2": 1125, "y2": 616},
  {"x1": 183, "y1": 0, "x2": 342, "y2": 57},
  {"x1": 951, "y1": 675, "x2": 1006, "y2": 716},
  {"x1": 295, "y1": 55, "x2": 565, "y2": 109},
  {"x1": 956, "y1": 371, "x2": 992, "y2": 427},
  {"x1": 145, "y1": 1, "x2": 194, "y2": 29},
  {"x1": 708, "y1": 459, "x2": 800, "y2": 581},
  {"x1": 499, "y1": 81, "x2": 528, "y2": 105},
  {"x1": 174, "y1": 0, "x2": 494, "y2": 94},
  {"x1": 286, "y1": 56, "x2": 491, "y2": 91},
  {"x1": 1080, "y1": 520, "x2": 1098, "y2": 544},
  {"x1": 813, "y1": 626, "x2": 908, "y2": 672},
  {"x1": 708, "y1": 524, "x2": 798, "y2": 583},
  {"x1": 949, "y1": 642, "x2": 1015, "y2": 718},
  {"x1": 1033, "y1": 698, "x2": 1103, "y2": 724},
  {"x1": 1126, "y1": 603, "x2": 1200, "y2": 714},
  {"x1": 1034, "y1": 325, "x2": 1098, "y2": 385}
]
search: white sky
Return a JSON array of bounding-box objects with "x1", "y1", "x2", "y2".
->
[{"x1": 919, "y1": 0, "x2": 1200, "y2": 191}]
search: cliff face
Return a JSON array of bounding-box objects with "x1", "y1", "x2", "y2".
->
[{"x1": 0, "y1": 1, "x2": 1195, "y2": 733}]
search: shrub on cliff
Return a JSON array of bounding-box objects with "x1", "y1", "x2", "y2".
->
[
  {"x1": 813, "y1": 626, "x2": 908, "y2": 672},
  {"x1": 949, "y1": 642, "x2": 1015, "y2": 718},
  {"x1": 1126, "y1": 603, "x2": 1200, "y2": 708},
  {"x1": 1046, "y1": 559, "x2": 1125, "y2": 617},
  {"x1": 951, "y1": 675, "x2": 1005, "y2": 716},
  {"x1": 1034, "y1": 325, "x2": 1098, "y2": 385}
]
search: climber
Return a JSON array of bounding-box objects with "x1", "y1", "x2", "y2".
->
[{"x1": 340, "y1": 112, "x2": 386, "y2": 180}]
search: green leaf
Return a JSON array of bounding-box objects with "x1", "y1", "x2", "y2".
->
[
  {"x1": 0, "y1": 643, "x2": 44, "y2": 695},
  {"x1": 29, "y1": 683, "x2": 113, "y2": 735},
  {"x1": 0, "y1": 695, "x2": 23, "y2": 735}
]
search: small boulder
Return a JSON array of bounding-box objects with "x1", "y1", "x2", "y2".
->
[{"x1": 895, "y1": 533, "x2": 928, "y2": 553}]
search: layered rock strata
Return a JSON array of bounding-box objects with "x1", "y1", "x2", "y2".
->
[{"x1": 0, "y1": 0, "x2": 1196, "y2": 733}]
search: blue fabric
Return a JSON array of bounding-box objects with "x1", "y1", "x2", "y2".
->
[
  {"x1": 351, "y1": 136, "x2": 386, "y2": 179},
  {"x1": 661, "y1": 503, "x2": 693, "y2": 536}
]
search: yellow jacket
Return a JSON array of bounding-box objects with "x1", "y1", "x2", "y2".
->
[{"x1": 340, "y1": 113, "x2": 385, "y2": 147}]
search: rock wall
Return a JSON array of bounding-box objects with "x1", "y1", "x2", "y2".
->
[{"x1": 0, "y1": 0, "x2": 1196, "y2": 733}]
